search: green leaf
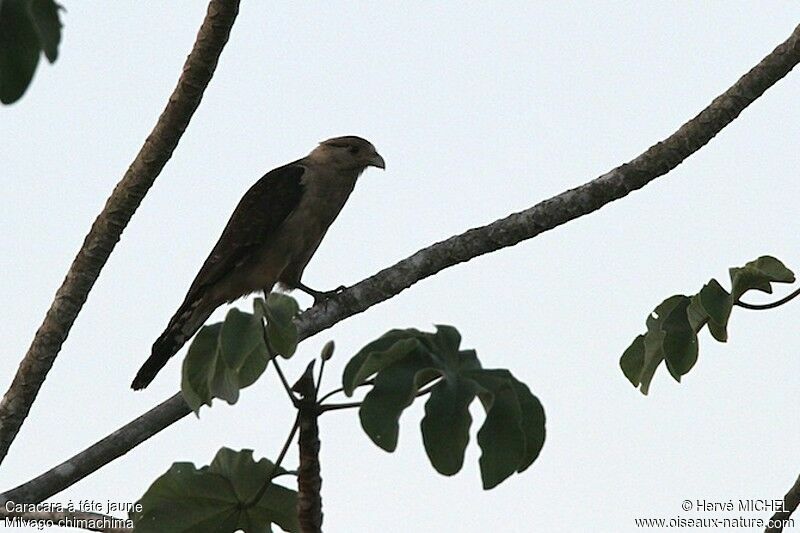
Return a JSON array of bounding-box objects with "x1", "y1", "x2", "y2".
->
[
  {"x1": 661, "y1": 297, "x2": 698, "y2": 380},
  {"x1": 0, "y1": 0, "x2": 62, "y2": 104},
  {"x1": 181, "y1": 324, "x2": 222, "y2": 413},
  {"x1": 620, "y1": 335, "x2": 645, "y2": 388},
  {"x1": 432, "y1": 324, "x2": 461, "y2": 357},
  {"x1": 359, "y1": 352, "x2": 431, "y2": 452},
  {"x1": 28, "y1": 0, "x2": 62, "y2": 62},
  {"x1": 421, "y1": 377, "x2": 475, "y2": 475},
  {"x1": 0, "y1": 0, "x2": 41, "y2": 104},
  {"x1": 260, "y1": 294, "x2": 300, "y2": 358},
  {"x1": 469, "y1": 370, "x2": 525, "y2": 490},
  {"x1": 697, "y1": 279, "x2": 732, "y2": 342},
  {"x1": 220, "y1": 307, "x2": 267, "y2": 370},
  {"x1": 343, "y1": 332, "x2": 425, "y2": 396},
  {"x1": 641, "y1": 295, "x2": 686, "y2": 394},
  {"x1": 133, "y1": 448, "x2": 298, "y2": 533},
  {"x1": 730, "y1": 256, "x2": 795, "y2": 301},
  {"x1": 181, "y1": 304, "x2": 270, "y2": 413},
  {"x1": 511, "y1": 379, "x2": 546, "y2": 472},
  {"x1": 686, "y1": 296, "x2": 709, "y2": 333}
]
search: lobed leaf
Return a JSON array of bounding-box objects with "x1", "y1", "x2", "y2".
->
[
  {"x1": 133, "y1": 448, "x2": 298, "y2": 533},
  {"x1": 347, "y1": 326, "x2": 546, "y2": 489}
]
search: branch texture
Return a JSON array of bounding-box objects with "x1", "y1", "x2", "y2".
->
[
  {"x1": 3, "y1": 23, "x2": 799, "y2": 506},
  {"x1": 766, "y1": 473, "x2": 800, "y2": 533},
  {"x1": 0, "y1": 0, "x2": 240, "y2": 465}
]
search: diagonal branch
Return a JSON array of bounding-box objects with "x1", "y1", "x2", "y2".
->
[
  {"x1": 766, "y1": 473, "x2": 800, "y2": 533},
  {"x1": 3, "y1": 22, "x2": 799, "y2": 506},
  {"x1": 0, "y1": 0, "x2": 241, "y2": 466}
]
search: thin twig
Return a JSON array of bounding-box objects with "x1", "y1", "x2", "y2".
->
[
  {"x1": 316, "y1": 379, "x2": 375, "y2": 405},
  {"x1": 736, "y1": 286, "x2": 800, "y2": 310},
  {"x1": 247, "y1": 415, "x2": 300, "y2": 508},
  {"x1": 766, "y1": 473, "x2": 800, "y2": 533},
  {"x1": 272, "y1": 358, "x2": 299, "y2": 407},
  {"x1": 4, "y1": 23, "x2": 800, "y2": 505},
  {"x1": 319, "y1": 380, "x2": 439, "y2": 413},
  {"x1": 0, "y1": 0, "x2": 241, "y2": 466}
]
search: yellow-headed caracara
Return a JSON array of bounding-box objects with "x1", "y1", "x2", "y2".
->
[{"x1": 131, "y1": 136, "x2": 385, "y2": 389}]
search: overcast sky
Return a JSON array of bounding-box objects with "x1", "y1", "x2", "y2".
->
[{"x1": 3, "y1": 2, "x2": 800, "y2": 532}]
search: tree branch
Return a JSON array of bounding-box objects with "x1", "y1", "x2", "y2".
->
[
  {"x1": 3, "y1": 22, "x2": 799, "y2": 506},
  {"x1": 0, "y1": 509, "x2": 131, "y2": 532},
  {"x1": 0, "y1": 395, "x2": 191, "y2": 505},
  {"x1": 0, "y1": 0, "x2": 241, "y2": 466},
  {"x1": 766, "y1": 473, "x2": 800, "y2": 533}
]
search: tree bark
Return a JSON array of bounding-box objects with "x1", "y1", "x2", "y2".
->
[{"x1": 0, "y1": 0, "x2": 240, "y2": 465}]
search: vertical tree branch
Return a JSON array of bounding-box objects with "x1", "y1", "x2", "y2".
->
[
  {"x1": 293, "y1": 363, "x2": 323, "y2": 533},
  {"x1": 0, "y1": 0, "x2": 240, "y2": 465},
  {"x1": 766, "y1": 473, "x2": 800, "y2": 533}
]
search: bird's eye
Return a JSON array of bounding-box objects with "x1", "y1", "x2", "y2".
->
[{"x1": 348, "y1": 146, "x2": 360, "y2": 154}]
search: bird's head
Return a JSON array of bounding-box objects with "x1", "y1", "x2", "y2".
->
[{"x1": 309, "y1": 136, "x2": 385, "y2": 172}]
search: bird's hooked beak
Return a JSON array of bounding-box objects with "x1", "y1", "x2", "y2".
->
[{"x1": 369, "y1": 152, "x2": 386, "y2": 169}]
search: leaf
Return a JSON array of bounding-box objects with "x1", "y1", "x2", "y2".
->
[
  {"x1": 181, "y1": 303, "x2": 270, "y2": 413},
  {"x1": 347, "y1": 326, "x2": 545, "y2": 488},
  {"x1": 620, "y1": 335, "x2": 645, "y2": 388},
  {"x1": 640, "y1": 295, "x2": 686, "y2": 394},
  {"x1": 421, "y1": 377, "x2": 475, "y2": 475},
  {"x1": 28, "y1": 0, "x2": 62, "y2": 62},
  {"x1": 697, "y1": 279, "x2": 732, "y2": 342},
  {"x1": 0, "y1": 0, "x2": 62, "y2": 104},
  {"x1": 181, "y1": 324, "x2": 222, "y2": 413},
  {"x1": 661, "y1": 297, "x2": 698, "y2": 380},
  {"x1": 686, "y1": 296, "x2": 709, "y2": 333},
  {"x1": 0, "y1": 0, "x2": 41, "y2": 104},
  {"x1": 469, "y1": 370, "x2": 525, "y2": 490},
  {"x1": 343, "y1": 332, "x2": 425, "y2": 396},
  {"x1": 359, "y1": 352, "x2": 431, "y2": 452},
  {"x1": 220, "y1": 307, "x2": 266, "y2": 370},
  {"x1": 511, "y1": 379, "x2": 546, "y2": 472},
  {"x1": 730, "y1": 255, "x2": 795, "y2": 301},
  {"x1": 260, "y1": 294, "x2": 300, "y2": 358},
  {"x1": 133, "y1": 448, "x2": 298, "y2": 533}
]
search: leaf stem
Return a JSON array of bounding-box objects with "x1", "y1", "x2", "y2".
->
[
  {"x1": 272, "y1": 358, "x2": 299, "y2": 407},
  {"x1": 316, "y1": 379, "x2": 374, "y2": 404},
  {"x1": 246, "y1": 414, "x2": 300, "y2": 509},
  {"x1": 318, "y1": 380, "x2": 440, "y2": 413},
  {"x1": 735, "y1": 286, "x2": 800, "y2": 310}
]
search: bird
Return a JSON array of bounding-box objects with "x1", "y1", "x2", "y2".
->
[{"x1": 131, "y1": 136, "x2": 385, "y2": 390}]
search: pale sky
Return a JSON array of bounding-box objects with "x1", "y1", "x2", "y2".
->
[{"x1": 2, "y1": 2, "x2": 800, "y2": 532}]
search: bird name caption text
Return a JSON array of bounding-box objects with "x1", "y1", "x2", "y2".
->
[{"x1": 5, "y1": 499, "x2": 142, "y2": 514}]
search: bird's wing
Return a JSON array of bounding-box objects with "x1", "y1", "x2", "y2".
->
[{"x1": 186, "y1": 162, "x2": 306, "y2": 296}]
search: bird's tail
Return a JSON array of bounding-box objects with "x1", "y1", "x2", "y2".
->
[{"x1": 131, "y1": 296, "x2": 213, "y2": 390}]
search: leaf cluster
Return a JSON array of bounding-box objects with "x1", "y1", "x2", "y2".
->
[
  {"x1": 621, "y1": 256, "x2": 795, "y2": 394},
  {"x1": 343, "y1": 326, "x2": 546, "y2": 489},
  {"x1": 182, "y1": 294, "x2": 299, "y2": 412}
]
